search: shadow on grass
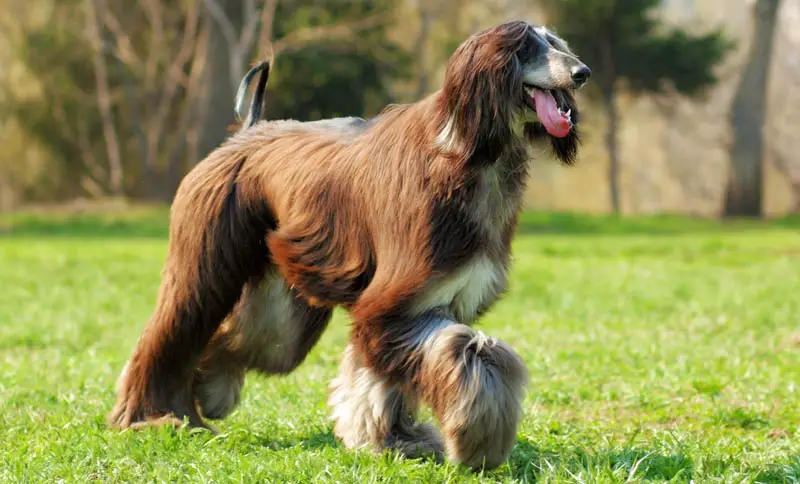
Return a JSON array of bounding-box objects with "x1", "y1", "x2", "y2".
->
[
  {"x1": 254, "y1": 429, "x2": 340, "y2": 452},
  {"x1": 205, "y1": 427, "x2": 800, "y2": 482},
  {"x1": 754, "y1": 458, "x2": 800, "y2": 484},
  {"x1": 249, "y1": 428, "x2": 697, "y2": 481},
  {"x1": 3, "y1": 206, "x2": 798, "y2": 239},
  {"x1": 507, "y1": 439, "x2": 694, "y2": 482}
]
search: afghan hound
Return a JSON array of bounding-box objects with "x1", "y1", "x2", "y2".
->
[{"x1": 108, "y1": 20, "x2": 591, "y2": 470}]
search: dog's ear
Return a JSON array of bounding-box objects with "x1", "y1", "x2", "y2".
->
[{"x1": 436, "y1": 21, "x2": 529, "y2": 165}]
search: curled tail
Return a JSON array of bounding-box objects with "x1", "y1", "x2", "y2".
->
[{"x1": 234, "y1": 60, "x2": 271, "y2": 130}]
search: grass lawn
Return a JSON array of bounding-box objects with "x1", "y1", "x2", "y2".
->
[{"x1": 1, "y1": 207, "x2": 799, "y2": 483}]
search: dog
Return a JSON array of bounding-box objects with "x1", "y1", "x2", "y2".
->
[{"x1": 108, "y1": 20, "x2": 590, "y2": 471}]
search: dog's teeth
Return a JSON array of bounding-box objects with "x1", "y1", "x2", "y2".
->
[{"x1": 565, "y1": 109, "x2": 571, "y2": 118}]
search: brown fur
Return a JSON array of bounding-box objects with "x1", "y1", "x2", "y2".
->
[{"x1": 109, "y1": 20, "x2": 590, "y2": 470}]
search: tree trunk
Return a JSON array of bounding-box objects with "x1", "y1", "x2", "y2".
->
[
  {"x1": 724, "y1": 0, "x2": 781, "y2": 217},
  {"x1": 599, "y1": 30, "x2": 621, "y2": 214},
  {"x1": 195, "y1": 0, "x2": 246, "y2": 162},
  {"x1": 85, "y1": 0, "x2": 125, "y2": 196},
  {"x1": 412, "y1": 5, "x2": 432, "y2": 99},
  {"x1": 603, "y1": 83, "x2": 621, "y2": 215}
]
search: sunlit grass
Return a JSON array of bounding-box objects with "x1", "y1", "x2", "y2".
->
[{"x1": 1, "y1": 207, "x2": 798, "y2": 482}]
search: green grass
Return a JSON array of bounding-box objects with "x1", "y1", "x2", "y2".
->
[{"x1": 1, "y1": 208, "x2": 799, "y2": 483}]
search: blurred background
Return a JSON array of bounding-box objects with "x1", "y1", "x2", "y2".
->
[{"x1": 0, "y1": 0, "x2": 796, "y2": 219}]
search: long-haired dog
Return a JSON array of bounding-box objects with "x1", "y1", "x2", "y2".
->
[{"x1": 109, "y1": 20, "x2": 590, "y2": 470}]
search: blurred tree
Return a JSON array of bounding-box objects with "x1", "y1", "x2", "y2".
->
[
  {"x1": 769, "y1": 0, "x2": 800, "y2": 214},
  {"x1": 260, "y1": 0, "x2": 410, "y2": 121},
  {"x1": 539, "y1": 0, "x2": 733, "y2": 214},
  {"x1": 2, "y1": 0, "x2": 410, "y2": 204},
  {"x1": 724, "y1": 0, "x2": 782, "y2": 217},
  {"x1": 4, "y1": 0, "x2": 119, "y2": 200},
  {"x1": 410, "y1": 0, "x2": 433, "y2": 99},
  {"x1": 195, "y1": 0, "x2": 249, "y2": 163},
  {"x1": 96, "y1": 0, "x2": 204, "y2": 200},
  {"x1": 387, "y1": 0, "x2": 487, "y2": 103},
  {"x1": 196, "y1": 0, "x2": 409, "y2": 158},
  {"x1": 4, "y1": 0, "x2": 203, "y2": 201}
]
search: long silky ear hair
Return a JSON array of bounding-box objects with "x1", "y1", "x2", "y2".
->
[{"x1": 437, "y1": 21, "x2": 530, "y2": 166}]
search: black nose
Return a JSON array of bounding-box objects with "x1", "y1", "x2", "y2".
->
[{"x1": 571, "y1": 65, "x2": 591, "y2": 86}]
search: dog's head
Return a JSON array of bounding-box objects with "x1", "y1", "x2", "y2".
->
[{"x1": 438, "y1": 20, "x2": 590, "y2": 165}]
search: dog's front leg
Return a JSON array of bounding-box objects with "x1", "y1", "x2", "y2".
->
[
  {"x1": 335, "y1": 281, "x2": 529, "y2": 470},
  {"x1": 327, "y1": 339, "x2": 445, "y2": 462}
]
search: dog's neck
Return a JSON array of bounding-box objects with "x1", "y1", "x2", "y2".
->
[{"x1": 469, "y1": 151, "x2": 530, "y2": 241}]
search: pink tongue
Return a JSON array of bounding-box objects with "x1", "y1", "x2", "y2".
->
[{"x1": 533, "y1": 89, "x2": 571, "y2": 138}]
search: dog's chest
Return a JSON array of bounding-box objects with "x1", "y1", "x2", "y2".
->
[
  {"x1": 470, "y1": 165, "x2": 522, "y2": 236},
  {"x1": 413, "y1": 166, "x2": 521, "y2": 324},
  {"x1": 414, "y1": 254, "x2": 508, "y2": 325}
]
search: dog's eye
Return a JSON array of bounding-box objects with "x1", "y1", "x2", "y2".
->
[
  {"x1": 518, "y1": 40, "x2": 541, "y2": 61},
  {"x1": 544, "y1": 33, "x2": 569, "y2": 53}
]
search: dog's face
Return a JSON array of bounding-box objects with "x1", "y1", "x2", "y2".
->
[
  {"x1": 439, "y1": 21, "x2": 590, "y2": 165},
  {"x1": 516, "y1": 26, "x2": 589, "y2": 138}
]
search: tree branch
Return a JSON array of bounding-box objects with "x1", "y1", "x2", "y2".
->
[
  {"x1": 151, "y1": 0, "x2": 200, "y2": 146},
  {"x1": 238, "y1": 0, "x2": 261, "y2": 55},
  {"x1": 272, "y1": 12, "x2": 392, "y2": 56},
  {"x1": 140, "y1": 0, "x2": 166, "y2": 90},
  {"x1": 81, "y1": 175, "x2": 107, "y2": 199},
  {"x1": 166, "y1": 8, "x2": 206, "y2": 172},
  {"x1": 76, "y1": 119, "x2": 109, "y2": 191},
  {"x1": 412, "y1": 4, "x2": 432, "y2": 99},
  {"x1": 84, "y1": 0, "x2": 124, "y2": 196},
  {"x1": 100, "y1": 8, "x2": 142, "y2": 68},
  {"x1": 258, "y1": 0, "x2": 278, "y2": 57},
  {"x1": 202, "y1": 0, "x2": 238, "y2": 48}
]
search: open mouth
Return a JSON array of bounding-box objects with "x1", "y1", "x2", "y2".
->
[{"x1": 523, "y1": 84, "x2": 572, "y2": 138}]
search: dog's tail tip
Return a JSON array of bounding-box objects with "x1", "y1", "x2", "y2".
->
[{"x1": 234, "y1": 60, "x2": 271, "y2": 123}]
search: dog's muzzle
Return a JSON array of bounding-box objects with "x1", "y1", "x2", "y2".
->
[{"x1": 570, "y1": 64, "x2": 591, "y2": 89}]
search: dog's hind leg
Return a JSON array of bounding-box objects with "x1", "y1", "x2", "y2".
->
[
  {"x1": 193, "y1": 270, "x2": 333, "y2": 420},
  {"x1": 108, "y1": 157, "x2": 273, "y2": 432}
]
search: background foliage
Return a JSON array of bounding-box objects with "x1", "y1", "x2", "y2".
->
[{"x1": 0, "y1": 0, "x2": 796, "y2": 218}]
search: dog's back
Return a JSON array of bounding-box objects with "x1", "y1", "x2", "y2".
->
[{"x1": 234, "y1": 60, "x2": 370, "y2": 136}]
